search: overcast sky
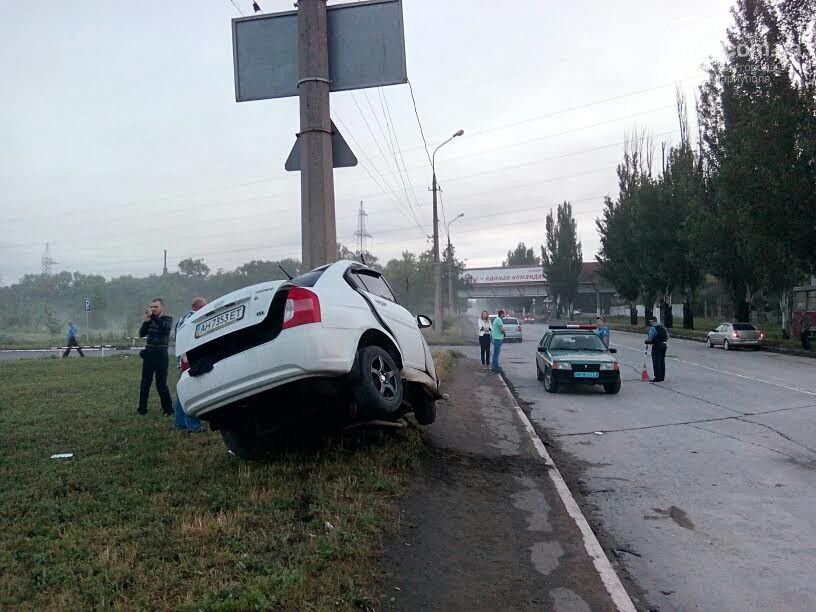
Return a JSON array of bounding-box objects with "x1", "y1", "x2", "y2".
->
[{"x1": 0, "y1": 0, "x2": 734, "y2": 284}]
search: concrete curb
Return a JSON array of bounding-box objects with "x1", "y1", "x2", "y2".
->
[{"x1": 496, "y1": 374, "x2": 637, "y2": 612}]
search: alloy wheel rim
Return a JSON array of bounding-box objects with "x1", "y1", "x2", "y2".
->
[{"x1": 371, "y1": 356, "x2": 397, "y2": 399}]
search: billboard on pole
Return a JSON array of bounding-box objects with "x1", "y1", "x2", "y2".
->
[{"x1": 233, "y1": 0, "x2": 407, "y2": 102}]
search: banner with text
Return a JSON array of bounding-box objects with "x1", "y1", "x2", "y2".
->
[{"x1": 463, "y1": 267, "x2": 545, "y2": 285}]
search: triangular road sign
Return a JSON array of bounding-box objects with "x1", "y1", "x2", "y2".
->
[{"x1": 285, "y1": 120, "x2": 358, "y2": 171}]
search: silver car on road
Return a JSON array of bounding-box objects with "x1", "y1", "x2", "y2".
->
[
  {"x1": 490, "y1": 315, "x2": 523, "y2": 342},
  {"x1": 707, "y1": 322, "x2": 764, "y2": 350}
]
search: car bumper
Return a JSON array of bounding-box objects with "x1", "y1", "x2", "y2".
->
[
  {"x1": 177, "y1": 325, "x2": 358, "y2": 418},
  {"x1": 504, "y1": 331, "x2": 523, "y2": 341},
  {"x1": 551, "y1": 370, "x2": 620, "y2": 384},
  {"x1": 731, "y1": 338, "x2": 762, "y2": 346}
]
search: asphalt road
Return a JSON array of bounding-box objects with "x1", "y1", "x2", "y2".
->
[
  {"x1": 462, "y1": 323, "x2": 816, "y2": 611},
  {"x1": 0, "y1": 348, "x2": 135, "y2": 361}
]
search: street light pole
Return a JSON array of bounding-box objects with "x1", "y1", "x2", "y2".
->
[
  {"x1": 431, "y1": 129, "x2": 463, "y2": 333},
  {"x1": 446, "y1": 213, "x2": 464, "y2": 315}
]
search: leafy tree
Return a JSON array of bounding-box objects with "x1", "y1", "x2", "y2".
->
[
  {"x1": 177, "y1": 258, "x2": 211, "y2": 278},
  {"x1": 503, "y1": 242, "x2": 540, "y2": 267},
  {"x1": 542, "y1": 202, "x2": 583, "y2": 317}
]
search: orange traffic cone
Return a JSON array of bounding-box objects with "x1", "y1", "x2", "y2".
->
[{"x1": 641, "y1": 348, "x2": 650, "y2": 381}]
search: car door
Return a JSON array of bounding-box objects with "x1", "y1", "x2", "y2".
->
[
  {"x1": 720, "y1": 324, "x2": 731, "y2": 345},
  {"x1": 349, "y1": 269, "x2": 426, "y2": 370},
  {"x1": 711, "y1": 324, "x2": 723, "y2": 345}
]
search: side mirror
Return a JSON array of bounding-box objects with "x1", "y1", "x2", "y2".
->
[
  {"x1": 537, "y1": 346, "x2": 547, "y2": 352},
  {"x1": 609, "y1": 348, "x2": 617, "y2": 354},
  {"x1": 417, "y1": 315, "x2": 433, "y2": 329},
  {"x1": 710, "y1": 328, "x2": 717, "y2": 332}
]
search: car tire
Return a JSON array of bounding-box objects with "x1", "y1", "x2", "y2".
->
[
  {"x1": 707, "y1": 338, "x2": 714, "y2": 348},
  {"x1": 536, "y1": 363, "x2": 545, "y2": 381},
  {"x1": 543, "y1": 367, "x2": 559, "y2": 393},
  {"x1": 220, "y1": 427, "x2": 271, "y2": 460},
  {"x1": 413, "y1": 394, "x2": 436, "y2": 425},
  {"x1": 352, "y1": 345, "x2": 403, "y2": 419},
  {"x1": 604, "y1": 380, "x2": 621, "y2": 394},
  {"x1": 723, "y1": 339, "x2": 730, "y2": 351}
]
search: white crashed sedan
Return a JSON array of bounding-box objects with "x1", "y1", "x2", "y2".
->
[{"x1": 175, "y1": 260, "x2": 440, "y2": 458}]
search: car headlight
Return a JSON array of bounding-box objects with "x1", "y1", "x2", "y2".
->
[
  {"x1": 552, "y1": 361, "x2": 572, "y2": 370},
  {"x1": 600, "y1": 363, "x2": 620, "y2": 371}
]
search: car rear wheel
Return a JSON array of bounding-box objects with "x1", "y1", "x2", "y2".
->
[
  {"x1": 723, "y1": 339, "x2": 731, "y2": 351},
  {"x1": 536, "y1": 363, "x2": 545, "y2": 381},
  {"x1": 353, "y1": 346, "x2": 403, "y2": 419},
  {"x1": 220, "y1": 427, "x2": 272, "y2": 460},
  {"x1": 604, "y1": 380, "x2": 621, "y2": 394},
  {"x1": 543, "y1": 367, "x2": 559, "y2": 393}
]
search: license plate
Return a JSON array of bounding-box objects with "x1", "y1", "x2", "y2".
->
[
  {"x1": 195, "y1": 306, "x2": 245, "y2": 338},
  {"x1": 574, "y1": 371, "x2": 599, "y2": 379}
]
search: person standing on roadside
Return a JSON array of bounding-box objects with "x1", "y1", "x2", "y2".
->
[
  {"x1": 62, "y1": 321, "x2": 85, "y2": 358},
  {"x1": 596, "y1": 316, "x2": 610, "y2": 348},
  {"x1": 174, "y1": 297, "x2": 207, "y2": 432},
  {"x1": 491, "y1": 309, "x2": 506, "y2": 373},
  {"x1": 477, "y1": 310, "x2": 492, "y2": 369},
  {"x1": 137, "y1": 298, "x2": 174, "y2": 416},
  {"x1": 644, "y1": 315, "x2": 668, "y2": 382}
]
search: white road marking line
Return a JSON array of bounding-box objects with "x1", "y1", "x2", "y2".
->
[
  {"x1": 614, "y1": 343, "x2": 816, "y2": 397},
  {"x1": 497, "y1": 377, "x2": 637, "y2": 612}
]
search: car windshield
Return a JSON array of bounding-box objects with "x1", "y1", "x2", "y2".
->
[
  {"x1": 549, "y1": 333, "x2": 607, "y2": 352},
  {"x1": 733, "y1": 323, "x2": 757, "y2": 331}
]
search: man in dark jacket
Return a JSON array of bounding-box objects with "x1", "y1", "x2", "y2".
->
[
  {"x1": 644, "y1": 315, "x2": 669, "y2": 382},
  {"x1": 137, "y1": 298, "x2": 174, "y2": 416}
]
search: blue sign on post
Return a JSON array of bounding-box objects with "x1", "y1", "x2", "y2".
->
[{"x1": 84, "y1": 298, "x2": 92, "y2": 312}]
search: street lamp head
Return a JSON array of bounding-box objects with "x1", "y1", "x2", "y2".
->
[
  {"x1": 453, "y1": 129, "x2": 464, "y2": 137},
  {"x1": 456, "y1": 212, "x2": 465, "y2": 219}
]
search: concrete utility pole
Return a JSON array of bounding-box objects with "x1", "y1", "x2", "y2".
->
[
  {"x1": 431, "y1": 129, "x2": 463, "y2": 332},
  {"x1": 446, "y1": 213, "x2": 464, "y2": 315},
  {"x1": 298, "y1": 0, "x2": 336, "y2": 270}
]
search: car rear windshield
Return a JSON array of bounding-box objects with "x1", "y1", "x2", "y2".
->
[
  {"x1": 733, "y1": 323, "x2": 757, "y2": 331},
  {"x1": 504, "y1": 318, "x2": 519, "y2": 324},
  {"x1": 290, "y1": 267, "x2": 326, "y2": 287}
]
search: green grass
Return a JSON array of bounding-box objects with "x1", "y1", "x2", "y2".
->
[
  {"x1": 0, "y1": 357, "x2": 425, "y2": 610},
  {"x1": 431, "y1": 349, "x2": 465, "y2": 382}
]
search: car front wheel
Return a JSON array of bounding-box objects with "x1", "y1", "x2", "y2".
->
[
  {"x1": 413, "y1": 394, "x2": 436, "y2": 425},
  {"x1": 604, "y1": 380, "x2": 621, "y2": 394},
  {"x1": 543, "y1": 367, "x2": 559, "y2": 393},
  {"x1": 707, "y1": 337, "x2": 714, "y2": 348},
  {"x1": 353, "y1": 346, "x2": 403, "y2": 419}
]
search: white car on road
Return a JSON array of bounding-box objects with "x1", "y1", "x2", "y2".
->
[{"x1": 175, "y1": 260, "x2": 440, "y2": 458}]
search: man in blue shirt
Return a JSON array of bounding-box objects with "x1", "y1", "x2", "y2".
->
[
  {"x1": 491, "y1": 310, "x2": 506, "y2": 373},
  {"x1": 174, "y1": 297, "x2": 207, "y2": 433},
  {"x1": 62, "y1": 322, "x2": 85, "y2": 358},
  {"x1": 596, "y1": 316, "x2": 610, "y2": 348},
  {"x1": 644, "y1": 315, "x2": 668, "y2": 382}
]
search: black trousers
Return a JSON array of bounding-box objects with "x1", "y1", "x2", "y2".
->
[
  {"x1": 651, "y1": 342, "x2": 667, "y2": 381},
  {"x1": 139, "y1": 349, "x2": 172, "y2": 414},
  {"x1": 479, "y1": 334, "x2": 492, "y2": 364},
  {"x1": 62, "y1": 337, "x2": 84, "y2": 357}
]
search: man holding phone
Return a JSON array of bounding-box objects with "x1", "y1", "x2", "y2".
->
[{"x1": 137, "y1": 298, "x2": 174, "y2": 416}]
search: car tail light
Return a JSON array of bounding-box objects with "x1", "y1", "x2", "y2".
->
[
  {"x1": 734, "y1": 331, "x2": 740, "y2": 338},
  {"x1": 283, "y1": 287, "x2": 321, "y2": 329}
]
